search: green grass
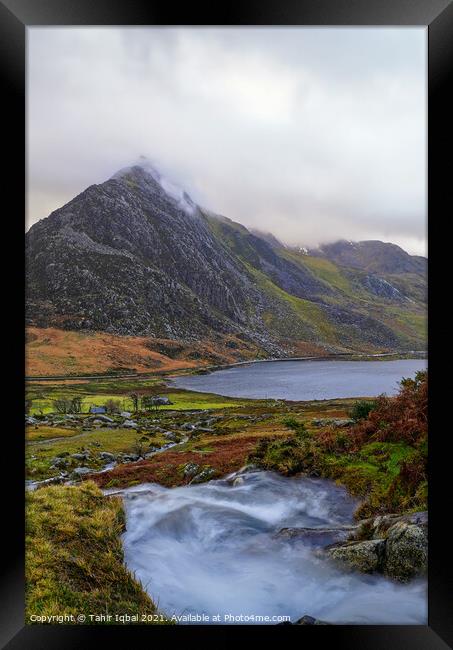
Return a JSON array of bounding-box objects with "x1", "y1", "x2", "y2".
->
[
  {"x1": 281, "y1": 251, "x2": 355, "y2": 296},
  {"x1": 26, "y1": 481, "x2": 167, "y2": 624},
  {"x1": 26, "y1": 379, "x2": 248, "y2": 415},
  {"x1": 26, "y1": 427, "x2": 172, "y2": 481},
  {"x1": 246, "y1": 264, "x2": 338, "y2": 343},
  {"x1": 249, "y1": 433, "x2": 425, "y2": 519}
]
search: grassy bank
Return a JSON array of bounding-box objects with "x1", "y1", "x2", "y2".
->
[
  {"x1": 26, "y1": 481, "x2": 166, "y2": 624},
  {"x1": 249, "y1": 371, "x2": 427, "y2": 519}
]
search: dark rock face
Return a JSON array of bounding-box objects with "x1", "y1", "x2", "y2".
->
[
  {"x1": 26, "y1": 163, "x2": 427, "y2": 353},
  {"x1": 26, "y1": 166, "x2": 257, "y2": 340}
]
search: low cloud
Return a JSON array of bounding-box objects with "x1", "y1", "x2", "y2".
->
[{"x1": 27, "y1": 27, "x2": 427, "y2": 255}]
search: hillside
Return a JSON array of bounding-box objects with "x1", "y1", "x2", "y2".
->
[{"x1": 26, "y1": 162, "x2": 426, "y2": 373}]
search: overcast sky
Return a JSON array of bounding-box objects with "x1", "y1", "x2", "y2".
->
[{"x1": 27, "y1": 27, "x2": 427, "y2": 255}]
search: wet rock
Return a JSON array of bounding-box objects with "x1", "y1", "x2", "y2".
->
[
  {"x1": 277, "y1": 526, "x2": 354, "y2": 548},
  {"x1": 232, "y1": 477, "x2": 244, "y2": 487},
  {"x1": 327, "y1": 539, "x2": 386, "y2": 573},
  {"x1": 123, "y1": 420, "x2": 139, "y2": 428},
  {"x1": 235, "y1": 464, "x2": 259, "y2": 475},
  {"x1": 123, "y1": 454, "x2": 140, "y2": 462},
  {"x1": 384, "y1": 521, "x2": 427, "y2": 582}
]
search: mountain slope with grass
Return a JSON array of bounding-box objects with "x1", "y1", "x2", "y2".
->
[{"x1": 26, "y1": 161, "x2": 426, "y2": 367}]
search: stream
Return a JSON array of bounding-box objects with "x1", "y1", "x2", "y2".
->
[{"x1": 118, "y1": 469, "x2": 427, "y2": 624}]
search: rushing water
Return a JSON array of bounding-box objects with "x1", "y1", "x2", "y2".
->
[
  {"x1": 171, "y1": 359, "x2": 427, "y2": 401},
  {"x1": 120, "y1": 470, "x2": 427, "y2": 624}
]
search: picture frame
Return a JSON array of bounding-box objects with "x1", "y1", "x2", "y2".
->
[{"x1": 1, "y1": 0, "x2": 451, "y2": 647}]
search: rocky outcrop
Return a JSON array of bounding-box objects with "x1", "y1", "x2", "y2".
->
[
  {"x1": 384, "y1": 521, "x2": 428, "y2": 581},
  {"x1": 324, "y1": 511, "x2": 427, "y2": 582},
  {"x1": 311, "y1": 418, "x2": 354, "y2": 428},
  {"x1": 327, "y1": 539, "x2": 386, "y2": 573}
]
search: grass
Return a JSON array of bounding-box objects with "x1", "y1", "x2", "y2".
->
[
  {"x1": 26, "y1": 481, "x2": 166, "y2": 624},
  {"x1": 248, "y1": 374, "x2": 428, "y2": 518},
  {"x1": 281, "y1": 251, "x2": 355, "y2": 296},
  {"x1": 26, "y1": 425, "x2": 81, "y2": 441},
  {"x1": 26, "y1": 327, "x2": 262, "y2": 377},
  {"x1": 246, "y1": 264, "x2": 338, "y2": 344},
  {"x1": 26, "y1": 380, "x2": 249, "y2": 415},
  {"x1": 26, "y1": 427, "x2": 171, "y2": 481}
]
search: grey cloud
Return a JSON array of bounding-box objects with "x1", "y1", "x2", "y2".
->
[{"x1": 27, "y1": 27, "x2": 427, "y2": 255}]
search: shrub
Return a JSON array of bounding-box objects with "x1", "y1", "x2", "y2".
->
[{"x1": 350, "y1": 400, "x2": 377, "y2": 422}]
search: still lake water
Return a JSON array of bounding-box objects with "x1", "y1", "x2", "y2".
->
[{"x1": 171, "y1": 359, "x2": 427, "y2": 401}]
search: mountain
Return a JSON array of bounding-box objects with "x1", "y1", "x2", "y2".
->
[
  {"x1": 307, "y1": 240, "x2": 426, "y2": 275},
  {"x1": 26, "y1": 162, "x2": 427, "y2": 362}
]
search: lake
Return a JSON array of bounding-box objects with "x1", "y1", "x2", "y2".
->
[{"x1": 171, "y1": 358, "x2": 427, "y2": 401}]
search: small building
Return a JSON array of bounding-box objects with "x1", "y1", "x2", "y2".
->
[{"x1": 90, "y1": 406, "x2": 107, "y2": 414}]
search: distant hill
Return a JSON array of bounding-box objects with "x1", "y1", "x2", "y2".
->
[{"x1": 26, "y1": 161, "x2": 427, "y2": 362}]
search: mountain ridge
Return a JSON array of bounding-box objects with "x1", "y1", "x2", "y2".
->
[{"x1": 26, "y1": 162, "x2": 426, "y2": 359}]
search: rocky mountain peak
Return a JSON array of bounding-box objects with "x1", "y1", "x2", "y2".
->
[{"x1": 111, "y1": 158, "x2": 198, "y2": 215}]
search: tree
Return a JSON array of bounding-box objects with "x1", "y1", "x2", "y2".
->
[
  {"x1": 53, "y1": 398, "x2": 72, "y2": 414},
  {"x1": 70, "y1": 396, "x2": 83, "y2": 414},
  {"x1": 105, "y1": 399, "x2": 121, "y2": 414},
  {"x1": 129, "y1": 392, "x2": 141, "y2": 413},
  {"x1": 142, "y1": 395, "x2": 160, "y2": 412}
]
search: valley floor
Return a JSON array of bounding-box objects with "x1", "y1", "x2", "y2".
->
[{"x1": 25, "y1": 371, "x2": 427, "y2": 624}]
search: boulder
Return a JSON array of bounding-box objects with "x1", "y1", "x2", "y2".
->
[
  {"x1": 50, "y1": 457, "x2": 69, "y2": 469},
  {"x1": 123, "y1": 454, "x2": 140, "y2": 462},
  {"x1": 311, "y1": 418, "x2": 354, "y2": 428},
  {"x1": 235, "y1": 464, "x2": 259, "y2": 476},
  {"x1": 151, "y1": 396, "x2": 173, "y2": 406},
  {"x1": 70, "y1": 467, "x2": 92, "y2": 478},
  {"x1": 327, "y1": 539, "x2": 386, "y2": 573},
  {"x1": 120, "y1": 411, "x2": 132, "y2": 418},
  {"x1": 99, "y1": 452, "x2": 116, "y2": 462},
  {"x1": 384, "y1": 521, "x2": 428, "y2": 581},
  {"x1": 163, "y1": 431, "x2": 180, "y2": 442},
  {"x1": 371, "y1": 511, "x2": 427, "y2": 539},
  {"x1": 123, "y1": 420, "x2": 139, "y2": 428},
  {"x1": 190, "y1": 467, "x2": 216, "y2": 484},
  {"x1": 71, "y1": 452, "x2": 89, "y2": 461},
  {"x1": 183, "y1": 462, "x2": 200, "y2": 478},
  {"x1": 88, "y1": 414, "x2": 114, "y2": 423}
]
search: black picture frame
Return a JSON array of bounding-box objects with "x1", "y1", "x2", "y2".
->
[{"x1": 1, "y1": 1, "x2": 451, "y2": 648}]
